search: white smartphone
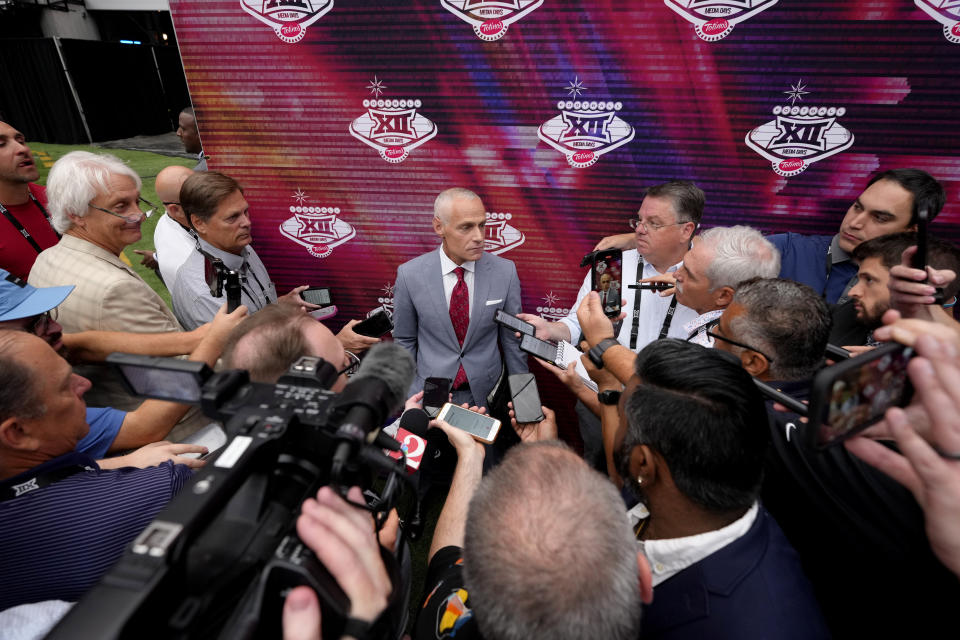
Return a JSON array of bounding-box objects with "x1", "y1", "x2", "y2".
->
[{"x1": 435, "y1": 402, "x2": 501, "y2": 444}]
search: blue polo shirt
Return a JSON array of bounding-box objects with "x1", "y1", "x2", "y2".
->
[
  {"x1": 769, "y1": 233, "x2": 858, "y2": 304},
  {"x1": 0, "y1": 451, "x2": 193, "y2": 610},
  {"x1": 74, "y1": 407, "x2": 126, "y2": 459}
]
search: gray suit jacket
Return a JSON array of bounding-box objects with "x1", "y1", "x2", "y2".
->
[{"x1": 393, "y1": 249, "x2": 528, "y2": 407}]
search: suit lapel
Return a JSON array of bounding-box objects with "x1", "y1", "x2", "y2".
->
[
  {"x1": 426, "y1": 251, "x2": 461, "y2": 348},
  {"x1": 462, "y1": 254, "x2": 491, "y2": 349}
]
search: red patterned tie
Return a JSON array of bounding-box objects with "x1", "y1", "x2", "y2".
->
[{"x1": 450, "y1": 266, "x2": 469, "y2": 388}]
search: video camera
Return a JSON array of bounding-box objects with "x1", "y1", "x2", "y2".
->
[{"x1": 48, "y1": 343, "x2": 417, "y2": 640}]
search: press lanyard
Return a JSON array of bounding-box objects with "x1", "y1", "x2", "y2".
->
[
  {"x1": 0, "y1": 194, "x2": 59, "y2": 255},
  {"x1": 629, "y1": 259, "x2": 679, "y2": 350}
]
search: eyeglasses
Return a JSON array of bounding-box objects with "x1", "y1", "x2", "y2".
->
[
  {"x1": 338, "y1": 350, "x2": 361, "y2": 377},
  {"x1": 26, "y1": 308, "x2": 58, "y2": 336},
  {"x1": 706, "y1": 329, "x2": 775, "y2": 363},
  {"x1": 88, "y1": 196, "x2": 159, "y2": 224},
  {"x1": 162, "y1": 201, "x2": 180, "y2": 207},
  {"x1": 628, "y1": 218, "x2": 687, "y2": 233}
]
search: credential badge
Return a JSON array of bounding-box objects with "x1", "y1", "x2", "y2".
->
[
  {"x1": 745, "y1": 81, "x2": 854, "y2": 177},
  {"x1": 279, "y1": 189, "x2": 356, "y2": 258},
  {"x1": 349, "y1": 77, "x2": 438, "y2": 163},
  {"x1": 240, "y1": 0, "x2": 334, "y2": 44},
  {"x1": 537, "y1": 77, "x2": 635, "y2": 169},
  {"x1": 915, "y1": 0, "x2": 960, "y2": 43},
  {"x1": 441, "y1": 0, "x2": 544, "y2": 41},
  {"x1": 664, "y1": 0, "x2": 779, "y2": 41}
]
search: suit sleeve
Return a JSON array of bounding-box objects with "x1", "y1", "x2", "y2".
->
[
  {"x1": 99, "y1": 278, "x2": 182, "y2": 333},
  {"x1": 501, "y1": 261, "x2": 529, "y2": 374},
  {"x1": 392, "y1": 265, "x2": 418, "y2": 360}
]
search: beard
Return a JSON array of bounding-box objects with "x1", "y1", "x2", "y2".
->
[{"x1": 857, "y1": 301, "x2": 889, "y2": 330}]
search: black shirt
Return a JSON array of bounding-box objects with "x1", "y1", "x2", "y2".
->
[{"x1": 413, "y1": 546, "x2": 482, "y2": 640}]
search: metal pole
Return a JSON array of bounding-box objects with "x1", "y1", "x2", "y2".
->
[
  {"x1": 52, "y1": 35, "x2": 93, "y2": 144},
  {"x1": 149, "y1": 46, "x2": 173, "y2": 129}
]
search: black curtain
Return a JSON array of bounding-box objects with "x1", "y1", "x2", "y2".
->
[
  {"x1": 59, "y1": 38, "x2": 172, "y2": 141},
  {"x1": 154, "y1": 46, "x2": 191, "y2": 130},
  {"x1": 0, "y1": 38, "x2": 88, "y2": 144}
]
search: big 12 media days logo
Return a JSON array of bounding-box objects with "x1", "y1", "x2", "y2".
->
[
  {"x1": 278, "y1": 189, "x2": 356, "y2": 258},
  {"x1": 744, "y1": 81, "x2": 854, "y2": 177},
  {"x1": 538, "y1": 77, "x2": 635, "y2": 169},
  {"x1": 484, "y1": 211, "x2": 525, "y2": 255},
  {"x1": 441, "y1": 0, "x2": 544, "y2": 41},
  {"x1": 349, "y1": 77, "x2": 438, "y2": 163},
  {"x1": 915, "y1": 0, "x2": 960, "y2": 43},
  {"x1": 240, "y1": 0, "x2": 334, "y2": 43},
  {"x1": 663, "y1": 0, "x2": 779, "y2": 41}
]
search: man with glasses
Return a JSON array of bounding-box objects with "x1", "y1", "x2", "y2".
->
[
  {"x1": 711, "y1": 276, "x2": 960, "y2": 637},
  {"x1": 0, "y1": 120, "x2": 59, "y2": 280},
  {"x1": 519, "y1": 181, "x2": 701, "y2": 470}
]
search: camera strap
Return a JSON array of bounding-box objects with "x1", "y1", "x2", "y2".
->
[
  {"x1": 0, "y1": 194, "x2": 59, "y2": 255},
  {"x1": 628, "y1": 259, "x2": 679, "y2": 350}
]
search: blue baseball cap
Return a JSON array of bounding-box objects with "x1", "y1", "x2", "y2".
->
[{"x1": 0, "y1": 268, "x2": 74, "y2": 322}]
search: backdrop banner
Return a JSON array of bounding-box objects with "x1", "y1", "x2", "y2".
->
[{"x1": 168, "y1": 0, "x2": 960, "y2": 416}]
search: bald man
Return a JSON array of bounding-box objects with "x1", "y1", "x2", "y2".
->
[
  {"x1": 221, "y1": 303, "x2": 351, "y2": 390},
  {"x1": 153, "y1": 165, "x2": 196, "y2": 286}
]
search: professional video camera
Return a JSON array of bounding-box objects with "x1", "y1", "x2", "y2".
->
[{"x1": 48, "y1": 343, "x2": 417, "y2": 640}]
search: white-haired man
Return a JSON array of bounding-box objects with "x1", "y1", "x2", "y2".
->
[{"x1": 27, "y1": 152, "x2": 194, "y2": 417}]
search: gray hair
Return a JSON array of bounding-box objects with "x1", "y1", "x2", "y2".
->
[
  {"x1": 433, "y1": 187, "x2": 481, "y2": 224},
  {"x1": 699, "y1": 226, "x2": 781, "y2": 291},
  {"x1": 730, "y1": 278, "x2": 831, "y2": 381},
  {"x1": 463, "y1": 442, "x2": 642, "y2": 640},
  {"x1": 46, "y1": 151, "x2": 141, "y2": 233},
  {"x1": 0, "y1": 331, "x2": 46, "y2": 423},
  {"x1": 645, "y1": 180, "x2": 705, "y2": 225}
]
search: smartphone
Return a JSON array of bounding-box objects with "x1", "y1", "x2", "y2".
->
[
  {"x1": 436, "y1": 403, "x2": 502, "y2": 444},
  {"x1": 423, "y1": 377, "x2": 451, "y2": 419},
  {"x1": 519, "y1": 334, "x2": 561, "y2": 366},
  {"x1": 495, "y1": 309, "x2": 534, "y2": 336},
  {"x1": 353, "y1": 306, "x2": 393, "y2": 338},
  {"x1": 508, "y1": 373, "x2": 545, "y2": 423},
  {"x1": 301, "y1": 286, "x2": 332, "y2": 307},
  {"x1": 591, "y1": 249, "x2": 623, "y2": 319},
  {"x1": 808, "y1": 342, "x2": 914, "y2": 449},
  {"x1": 911, "y1": 209, "x2": 944, "y2": 304},
  {"x1": 825, "y1": 344, "x2": 851, "y2": 362}
]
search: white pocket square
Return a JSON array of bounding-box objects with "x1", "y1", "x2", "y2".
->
[{"x1": 485, "y1": 299, "x2": 503, "y2": 306}]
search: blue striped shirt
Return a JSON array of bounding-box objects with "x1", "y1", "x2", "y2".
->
[{"x1": 0, "y1": 452, "x2": 193, "y2": 610}]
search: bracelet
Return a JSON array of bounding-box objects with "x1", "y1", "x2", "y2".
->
[
  {"x1": 943, "y1": 296, "x2": 957, "y2": 309},
  {"x1": 342, "y1": 616, "x2": 373, "y2": 639}
]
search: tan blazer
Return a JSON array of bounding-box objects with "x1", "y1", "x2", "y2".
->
[{"x1": 29, "y1": 234, "x2": 182, "y2": 334}]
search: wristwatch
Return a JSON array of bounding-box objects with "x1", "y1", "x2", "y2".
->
[
  {"x1": 588, "y1": 338, "x2": 621, "y2": 369},
  {"x1": 597, "y1": 389, "x2": 622, "y2": 406}
]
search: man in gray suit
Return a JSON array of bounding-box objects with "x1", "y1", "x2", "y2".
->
[{"x1": 393, "y1": 188, "x2": 528, "y2": 408}]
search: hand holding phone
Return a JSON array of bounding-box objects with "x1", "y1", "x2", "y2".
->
[
  {"x1": 508, "y1": 373, "x2": 545, "y2": 423},
  {"x1": 591, "y1": 249, "x2": 624, "y2": 319},
  {"x1": 436, "y1": 403, "x2": 502, "y2": 444},
  {"x1": 495, "y1": 309, "x2": 535, "y2": 336},
  {"x1": 423, "y1": 377, "x2": 452, "y2": 418},
  {"x1": 300, "y1": 286, "x2": 332, "y2": 307},
  {"x1": 353, "y1": 307, "x2": 394, "y2": 338}
]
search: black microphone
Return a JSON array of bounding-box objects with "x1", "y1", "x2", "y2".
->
[
  {"x1": 398, "y1": 407, "x2": 430, "y2": 438},
  {"x1": 330, "y1": 343, "x2": 415, "y2": 477}
]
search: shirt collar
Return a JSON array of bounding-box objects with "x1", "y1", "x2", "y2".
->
[
  {"x1": 642, "y1": 258, "x2": 683, "y2": 276},
  {"x1": 438, "y1": 245, "x2": 476, "y2": 276},
  {"x1": 640, "y1": 501, "x2": 759, "y2": 586},
  {"x1": 0, "y1": 451, "x2": 99, "y2": 493},
  {"x1": 683, "y1": 308, "x2": 724, "y2": 337},
  {"x1": 830, "y1": 234, "x2": 851, "y2": 265},
  {"x1": 198, "y1": 236, "x2": 248, "y2": 271}
]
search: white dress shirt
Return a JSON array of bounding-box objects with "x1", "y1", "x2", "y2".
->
[
  {"x1": 684, "y1": 308, "x2": 724, "y2": 347},
  {"x1": 438, "y1": 245, "x2": 475, "y2": 318},
  {"x1": 640, "y1": 501, "x2": 759, "y2": 586},
  {"x1": 154, "y1": 213, "x2": 196, "y2": 286},
  {"x1": 559, "y1": 248, "x2": 698, "y2": 350}
]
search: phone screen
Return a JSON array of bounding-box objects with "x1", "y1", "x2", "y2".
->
[
  {"x1": 116, "y1": 363, "x2": 204, "y2": 403},
  {"x1": 301, "y1": 287, "x2": 332, "y2": 306},
  {"x1": 423, "y1": 377, "x2": 451, "y2": 418},
  {"x1": 520, "y1": 334, "x2": 559, "y2": 365},
  {"x1": 509, "y1": 373, "x2": 544, "y2": 423},
  {"x1": 592, "y1": 250, "x2": 623, "y2": 318},
  {"x1": 439, "y1": 403, "x2": 500, "y2": 442},
  {"x1": 495, "y1": 309, "x2": 534, "y2": 336},
  {"x1": 812, "y1": 343, "x2": 914, "y2": 448}
]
